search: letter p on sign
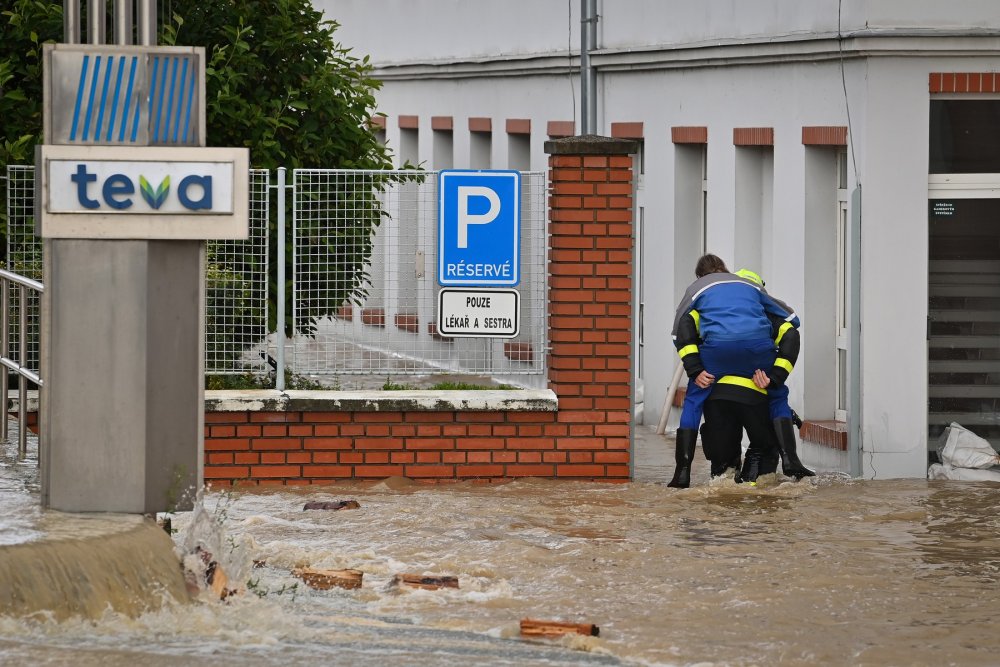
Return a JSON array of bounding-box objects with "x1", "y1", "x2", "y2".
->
[
  {"x1": 457, "y1": 186, "x2": 501, "y2": 248},
  {"x1": 438, "y1": 170, "x2": 521, "y2": 286}
]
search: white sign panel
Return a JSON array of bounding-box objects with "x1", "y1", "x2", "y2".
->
[
  {"x1": 48, "y1": 160, "x2": 233, "y2": 214},
  {"x1": 37, "y1": 144, "x2": 248, "y2": 239},
  {"x1": 437, "y1": 288, "x2": 520, "y2": 338}
]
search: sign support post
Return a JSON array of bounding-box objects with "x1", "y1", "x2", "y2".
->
[{"x1": 38, "y1": 1, "x2": 247, "y2": 513}]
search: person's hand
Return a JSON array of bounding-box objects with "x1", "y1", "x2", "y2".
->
[
  {"x1": 753, "y1": 369, "x2": 771, "y2": 389},
  {"x1": 695, "y1": 370, "x2": 715, "y2": 388}
]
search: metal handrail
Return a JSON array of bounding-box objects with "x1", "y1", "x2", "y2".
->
[{"x1": 0, "y1": 268, "x2": 44, "y2": 461}]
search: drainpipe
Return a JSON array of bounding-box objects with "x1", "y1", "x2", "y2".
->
[{"x1": 580, "y1": 0, "x2": 597, "y2": 134}]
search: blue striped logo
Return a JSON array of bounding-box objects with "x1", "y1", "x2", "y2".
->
[{"x1": 68, "y1": 54, "x2": 197, "y2": 145}]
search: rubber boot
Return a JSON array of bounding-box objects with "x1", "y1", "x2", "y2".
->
[
  {"x1": 757, "y1": 448, "x2": 780, "y2": 476},
  {"x1": 711, "y1": 452, "x2": 741, "y2": 479},
  {"x1": 667, "y1": 428, "x2": 698, "y2": 488},
  {"x1": 702, "y1": 422, "x2": 740, "y2": 480},
  {"x1": 773, "y1": 418, "x2": 815, "y2": 479},
  {"x1": 739, "y1": 449, "x2": 762, "y2": 484}
]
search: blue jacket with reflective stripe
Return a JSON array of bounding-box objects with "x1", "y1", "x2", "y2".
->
[{"x1": 671, "y1": 273, "x2": 799, "y2": 343}]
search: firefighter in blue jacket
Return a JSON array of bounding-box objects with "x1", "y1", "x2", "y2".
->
[
  {"x1": 666, "y1": 255, "x2": 812, "y2": 487},
  {"x1": 732, "y1": 269, "x2": 815, "y2": 483}
]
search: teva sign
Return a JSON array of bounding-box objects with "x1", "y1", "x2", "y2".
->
[
  {"x1": 37, "y1": 145, "x2": 248, "y2": 239},
  {"x1": 51, "y1": 161, "x2": 232, "y2": 213}
]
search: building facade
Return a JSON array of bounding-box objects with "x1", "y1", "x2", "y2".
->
[{"x1": 319, "y1": 0, "x2": 1000, "y2": 478}]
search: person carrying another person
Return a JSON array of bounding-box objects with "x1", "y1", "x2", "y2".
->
[
  {"x1": 666, "y1": 254, "x2": 808, "y2": 488},
  {"x1": 730, "y1": 269, "x2": 814, "y2": 484}
]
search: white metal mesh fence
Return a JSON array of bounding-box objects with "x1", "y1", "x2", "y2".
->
[
  {"x1": 3, "y1": 165, "x2": 270, "y2": 376},
  {"x1": 205, "y1": 169, "x2": 270, "y2": 374},
  {"x1": 291, "y1": 169, "x2": 548, "y2": 387},
  {"x1": 4, "y1": 166, "x2": 41, "y2": 378}
]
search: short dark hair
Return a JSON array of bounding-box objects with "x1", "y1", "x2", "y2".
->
[{"x1": 695, "y1": 253, "x2": 728, "y2": 278}]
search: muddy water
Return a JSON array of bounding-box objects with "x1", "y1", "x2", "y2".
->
[{"x1": 3, "y1": 426, "x2": 1000, "y2": 666}]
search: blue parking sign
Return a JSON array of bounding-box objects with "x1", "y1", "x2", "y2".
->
[{"x1": 438, "y1": 170, "x2": 520, "y2": 286}]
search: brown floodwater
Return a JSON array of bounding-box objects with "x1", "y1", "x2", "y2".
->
[{"x1": 2, "y1": 425, "x2": 1000, "y2": 666}]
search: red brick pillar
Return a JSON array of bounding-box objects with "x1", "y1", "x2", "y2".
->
[{"x1": 545, "y1": 135, "x2": 638, "y2": 481}]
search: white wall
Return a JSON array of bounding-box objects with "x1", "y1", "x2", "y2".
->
[{"x1": 321, "y1": 0, "x2": 1000, "y2": 65}]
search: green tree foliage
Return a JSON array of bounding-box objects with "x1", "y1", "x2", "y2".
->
[
  {"x1": 0, "y1": 0, "x2": 62, "y2": 243},
  {"x1": 161, "y1": 0, "x2": 399, "y2": 339},
  {"x1": 1, "y1": 1, "x2": 404, "y2": 360}
]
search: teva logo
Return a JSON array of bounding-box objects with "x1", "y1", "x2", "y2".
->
[
  {"x1": 69, "y1": 165, "x2": 212, "y2": 211},
  {"x1": 48, "y1": 159, "x2": 235, "y2": 215}
]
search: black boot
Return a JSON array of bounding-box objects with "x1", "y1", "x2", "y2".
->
[
  {"x1": 711, "y1": 452, "x2": 741, "y2": 479},
  {"x1": 758, "y1": 447, "x2": 780, "y2": 476},
  {"x1": 667, "y1": 428, "x2": 698, "y2": 488},
  {"x1": 773, "y1": 418, "x2": 815, "y2": 479},
  {"x1": 739, "y1": 449, "x2": 762, "y2": 484},
  {"x1": 702, "y1": 421, "x2": 740, "y2": 480}
]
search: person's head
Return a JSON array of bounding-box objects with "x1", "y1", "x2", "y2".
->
[
  {"x1": 736, "y1": 268, "x2": 765, "y2": 287},
  {"x1": 695, "y1": 254, "x2": 728, "y2": 278}
]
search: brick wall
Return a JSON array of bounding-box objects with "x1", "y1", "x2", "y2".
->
[
  {"x1": 929, "y1": 72, "x2": 1000, "y2": 93},
  {"x1": 204, "y1": 135, "x2": 640, "y2": 486}
]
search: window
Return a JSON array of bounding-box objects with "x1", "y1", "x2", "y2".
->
[{"x1": 929, "y1": 99, "x2": 1000, "y2": 173}]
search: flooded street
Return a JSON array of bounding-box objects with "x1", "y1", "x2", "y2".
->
[{"x1": 3, "y1": 425, "x2": 1000, "y2": 665}]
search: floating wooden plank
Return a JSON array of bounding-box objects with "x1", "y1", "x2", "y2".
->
[
  {"x1": 390, "y1": 574, "x2": 459, "y2": 590},
  {"x1": 293, "y1": 567, "x2": 364, "y2": 590},
  {"x1": 520, "y1": 618, "x2": 600, "y2": 638},
  {"x1": 303, "y1": 500, "x2": 361, "y2": 511}
]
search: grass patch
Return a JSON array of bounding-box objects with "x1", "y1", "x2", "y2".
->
[{"x1": 206, "y1": 371, "x2": 324, "y2": 390}]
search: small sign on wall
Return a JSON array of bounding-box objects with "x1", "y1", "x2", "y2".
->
[
  {"x1": 437, "y1": 170, "x2": 521, "y2": 287},
  {"x1": 437, "y1": 288, "x2": 520, "y2": 338},
  {"x1": 36, "y1": 145, "x2": 249, "y2": 239}
]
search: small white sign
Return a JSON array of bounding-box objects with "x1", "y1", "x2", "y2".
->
[
  {"x1": 437, "y1": 288, "x2": 519, "y2": 338},
  {"x1": 48, "y1": 160, "x2": 233, "y2": 214},
  {"x1": 37, "y1": 144, "x2": 248, "y2": 240}
]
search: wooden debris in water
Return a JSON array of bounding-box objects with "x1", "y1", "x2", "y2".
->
[
  {"x1": 293, "y1": 567, "x2": 364, "y2": 590},
  {"x1": 252, "y1": 559, "x2": 267, "y2": 569},
  {"x1": 303, "y1": 500, "x2": 361, "y2": 511},
  {"x1": 205, "y1": 560, "x2": 235, "y2": 600},
  {"x1": 520, "y1": 618, "x2": 600, "y2": 638},
  {"x1": 390, "y1": 574, "x2": 459, "y2": 590},
  {"x1": 194, "y1": 546, "x2": 240, "y2": 600}
]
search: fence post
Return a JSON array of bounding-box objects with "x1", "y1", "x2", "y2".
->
[
  {"x1": 276, "y1": 167, "x2": 287, "y2": 391},
  {"x1": 1, "y1": 277, "x2": 8, "y2": 442},
  {"x1": 18, "y1": 284, "x2": 27, "y2": 461}
]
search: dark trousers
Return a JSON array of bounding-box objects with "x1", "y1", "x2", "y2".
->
[{"x1": 701, "y1": 399, "x2": 774, "y2": 475}]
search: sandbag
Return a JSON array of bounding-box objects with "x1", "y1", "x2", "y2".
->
[
  {"x1": 937, "y1": 423, "x2": 1000, "y2": 469},
  {"x1": 928, "y1": 461, "x2": 1000, "y2": 482}
]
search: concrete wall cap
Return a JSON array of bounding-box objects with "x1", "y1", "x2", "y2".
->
[
  {"x1": 544, "y1": 134, "x2": 639, "y2": 155},
  {"x1": 205, "y1": 389, "x2": 559, "y2": 413}
]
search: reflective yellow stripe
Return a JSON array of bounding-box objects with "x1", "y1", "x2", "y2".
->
[
  {"x1": 775, "y1": 321, "x2": 794, "y2": 345},
  {"x1": 774, "y1": 358, "x2": 794, "y2": 373},
  {"x1": 718, "y1": 375, "x2": 767, "y2": 395},
  {"x1": 689, "y1": 309, "x2": 700, "y2": 333},
  {"x1": 678, "y1": 344, "x2": 699, "y2": 359}
]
